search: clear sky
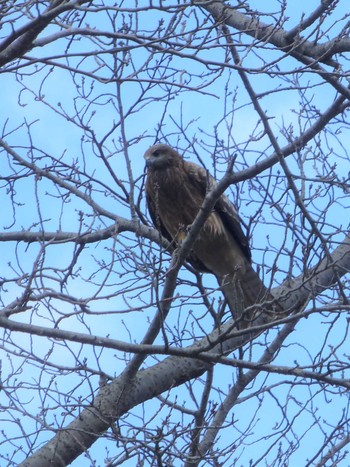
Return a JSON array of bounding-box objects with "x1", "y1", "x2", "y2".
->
[{"x1": 0, "y1": 1, "x2": 350, "y2": 465}]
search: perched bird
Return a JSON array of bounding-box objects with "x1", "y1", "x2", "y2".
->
[{"x1": 144, "y1": 143, "x2": 273, "y2": 326}]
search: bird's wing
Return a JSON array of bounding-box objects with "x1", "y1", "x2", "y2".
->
[
  {"x1": 145, "y1": 190, "x2": 174, "y2": 244},
  {"x1": 146, "y1": 172, "x2": 212, "y2": 272},
  {"x1": 184, "y1": 161, "x2": 252, "y2": 263}
]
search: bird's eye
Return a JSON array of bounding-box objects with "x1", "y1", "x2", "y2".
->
[{"x1": 152, "y1": 150, "x2": 160, "y2": 157}]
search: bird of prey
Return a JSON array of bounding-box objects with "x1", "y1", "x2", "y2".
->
[{"x1": 144, "y1": 143, "x2": 273, "y2": 325}]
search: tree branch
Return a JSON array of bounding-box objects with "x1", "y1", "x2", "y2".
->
[
  {"x1": 18, "y1": 230, "x2": 350, "y2": 466},
  {"x1": 0, "y1": 1, "x2": 92, "y2": 68},
  {"x1": 197, "y1": 0, "x2": 345, "y2": 65}
]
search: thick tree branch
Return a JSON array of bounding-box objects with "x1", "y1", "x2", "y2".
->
[
  {"x1": 0, "y1": 1, "x2": 92, "y2": 68},
  {"x1": 17, "y1": 230, "x2": 350, "y2": 466},
  {"x1": 184, "y1": 318, "x2": 298, "y2": 465},
  {"x1": 0, "y1": 223, "x2": 163, "y2": 247},
  {"x1": 197, "y1": 0, "x2": 345, "y2": 65},
  {"x1": 1, "y1": 2, "x2": 349, "y2": 465}
]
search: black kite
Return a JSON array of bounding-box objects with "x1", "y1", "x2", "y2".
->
[{"x1": 144, "y1": 143, "x2": 272, "y2": 324}]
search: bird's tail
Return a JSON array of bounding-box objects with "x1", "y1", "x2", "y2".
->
[{"x1": 219, "y1": 265, "x2": 280, "y2": 328}]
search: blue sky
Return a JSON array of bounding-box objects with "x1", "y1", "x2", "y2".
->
[{"x1": 1, "y1": 1, "x2": 350, "y2": 465}]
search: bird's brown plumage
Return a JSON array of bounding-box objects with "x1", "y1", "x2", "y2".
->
[{"x1": 144, "y1": 143, "x2": 271, "y2": 324}]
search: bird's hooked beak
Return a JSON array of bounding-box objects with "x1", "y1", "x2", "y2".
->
[
  {"x1": 144, "y1": 145, "x2": 170, "y2": 170},
  {"x1": 145, "y1": 158, "x2": 152, "y2": 168},
  {"x1": 144, "y1": 152, "x2": 158, "y2": 169}
]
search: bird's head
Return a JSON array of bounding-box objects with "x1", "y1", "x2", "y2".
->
[{"x1": 144, "y1": 144, "x2": 179, "y2": 170}]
